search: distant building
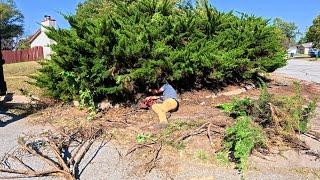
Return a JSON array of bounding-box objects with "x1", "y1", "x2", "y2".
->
[
  {"x1": 28, "y1": 15, "x2": 56, "y2": 59},
  {"x1": 287, "y1": 46, "x2": 297, "y2": 57},
  {"x1": 287, "y1": 46, "x2": 297, "y2": 54},
  {"x1": 297, "y1": 42, "x2": 313, "y2": 55}
]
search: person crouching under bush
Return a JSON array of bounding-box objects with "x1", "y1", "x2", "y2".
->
[{"x1": 145, "y1": 80, "x2": 179, "y2": 127}]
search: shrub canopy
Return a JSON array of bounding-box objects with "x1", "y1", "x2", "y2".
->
[{"x1": 33, "y1": 0, "x2": 286, "y2": 105}]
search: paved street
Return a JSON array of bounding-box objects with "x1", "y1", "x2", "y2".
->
[{"x1": 275, "y1": 58, "x2": 320, "y2": 83}]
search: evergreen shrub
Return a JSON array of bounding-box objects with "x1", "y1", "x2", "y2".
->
[{"x1": 33, "y1": 0, "x2": 286, "y2": 106}]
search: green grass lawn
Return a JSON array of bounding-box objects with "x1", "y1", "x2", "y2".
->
[{"x1": 3, "y1": 61, "x2": 43, "y2": 96}]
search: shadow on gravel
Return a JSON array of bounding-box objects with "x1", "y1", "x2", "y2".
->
[{"x1": 0, "y1": 93, "x2": 48, "y2": 127}]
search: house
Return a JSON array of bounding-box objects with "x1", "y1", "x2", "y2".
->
[
  {"x1": 287, "y1": 46, "x2": 297, "y2": 57},
  {"x1": 297, "y1": 42, "x2": 313, "y2": 55},
  {"x1": 28, "y1": 15, "x2": 56, "y2": 59}
]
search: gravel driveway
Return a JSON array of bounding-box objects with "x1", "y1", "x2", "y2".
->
[{"x1": 275, "y1": 58, "x2": 320, "y2": 83}]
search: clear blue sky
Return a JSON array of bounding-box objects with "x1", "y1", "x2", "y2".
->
[
  {"x1": 15, "y1": 0, "x2": 84, "y2": 36},
  {"x1": 15, "y1": 0, "x2": 320, "y2": 39}
]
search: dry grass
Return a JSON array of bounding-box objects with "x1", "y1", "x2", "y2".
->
[{"x1": 3, "y1": 61, "x2": 42, "y2": 96}]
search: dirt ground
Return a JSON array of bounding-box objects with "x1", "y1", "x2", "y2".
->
[{"x1": 19, "y1": 74, "x2": 320, "y2": 179}]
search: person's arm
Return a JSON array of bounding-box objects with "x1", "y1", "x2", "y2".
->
[
  {"x1": 145, "y1": 96, "x2": 160, "y2": 101},
  {"x1": 149, "y1": 86, "x2": 165, "y2": 94}
]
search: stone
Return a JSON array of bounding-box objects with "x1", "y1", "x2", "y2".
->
[
  {"x1": 220, "y1": 88, "x2": 246, "y2": 96},
  {"x1": 73, "y1": 100, "x2": 80, "y2": 107},
  {"x1": 98, "y1": 100, "x2": 112, "y2": 110}
]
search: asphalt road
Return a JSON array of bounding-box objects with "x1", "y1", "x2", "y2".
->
[{"x1": 275, "y1": 58, "x2": 320, "y2": 83}]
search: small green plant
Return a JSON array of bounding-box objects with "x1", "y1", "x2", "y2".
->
[
  {"x1": 195, "y1": 149, "x2": 209, "y2": 161},
  {"x1": 251, "y1": 84, "x2": 272, "y2": 127},
  {"x1": 299, "y1": 100, "x2": 317, "y2": 133},
  {"x1": 215, "y1": 151, "x2": 231, "y2": 166},
  {"x1": 79, "y1": 89, "x2": 97, "y2": 121},
  {"x1": 135, "y1": 134, "x2": 152, "y2": 143},
  {"x1": 223, "y1": 116, "x2": 266, "y2": 170},
  {"x1": 217, "y1": 98, "x2": 252, "y2": 118}
]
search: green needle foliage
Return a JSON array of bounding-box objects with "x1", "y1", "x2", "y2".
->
[
  {"x1": 33, "y1": 0, "x2": 286, "y2": 106},
  {"x1": 217, "y1": 83, "x2": 317, "y2": 171},
  {"x1": 217, "y1": 98, "x2": 251, "y2": 118},
  {"x1": 223, "y1": 116, "x2": 266, "y2": 170}
]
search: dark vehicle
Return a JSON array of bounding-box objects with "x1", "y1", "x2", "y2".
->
[{"x1": 309, "y1": 48, "x2": 319, "y2": 57}]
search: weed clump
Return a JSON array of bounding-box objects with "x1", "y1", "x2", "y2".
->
[
  {"x1": 223, "y1": 116, "x2": 266, "y2": 170},
  {"x1": 217, "y1": 82, "x2": 317, "y2": 170},
  {"x1": 217, "y1": 98, "x2": 251, "y2": 118}
]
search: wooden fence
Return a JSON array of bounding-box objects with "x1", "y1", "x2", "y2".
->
[{"x1": 2, "y1": 46, "x2": 44, "y2": 64}]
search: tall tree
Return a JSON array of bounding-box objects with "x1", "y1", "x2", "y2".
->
[
  {"x1": 0, "y1": 0, "x2": 24, "y2": 95},
  {"x1": 306, "y1": 15, "x2": 320, "y2": 49},
  {"x1": 274, "y1": 18, "x2": 299, "y2": 48}
]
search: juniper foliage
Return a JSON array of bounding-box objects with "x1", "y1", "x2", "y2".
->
[{"x1": 33, "y1": 0, "x2": 286, "y2": 105}]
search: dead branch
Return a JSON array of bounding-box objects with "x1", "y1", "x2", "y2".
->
[
  {"x1": 69, "y1": 139, "x2": 88, "y2": 166},
  {"x1": 144, "y1": 142, "x2": 163, "y2": 174},
  {"x1": 284, "y1": 136, "x2": 310, "y2": 150},
  {"x1": 126, "y1": 142, "x2": 156, "y2": 156},
  {"x1": 176, "y1": 122, "x2": 223, "y2": 143},
  {"x1": 48, "y1": 142, "x2": 70, "y2": 173},
  {"x1": 0, "y1": 168, "x2": 66, "y2": 179},
  {"x1": 305, "y1": 151, "x2": 320, "y2": 161},
  {"x1": 269, "y1": 103, "x2": 281, "y2": 132},
  {"x1": 9, "y1": 155, "x2": 35, "y2": 172},
  {"x1": 304, "y1": 131, "x2": 320, "y2": 143},
  {"x1": 21, "y1": 143, "x2": 62, "y2": 170},
  {"x1": 207, "y1": 123, "x2": 214, "y2": 148},
  {"x1": 0, "y1": 127, "x2": 104, "y2": 180},
  {"x1": 71, "y1": 139, "x2": 95, "y2": 177}
]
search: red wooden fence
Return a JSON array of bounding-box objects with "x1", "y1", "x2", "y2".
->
[{"x1": 1, "y1": 46, "x2": 44, "y2": 64}]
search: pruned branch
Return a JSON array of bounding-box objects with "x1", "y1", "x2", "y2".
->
[{"x1": 0, "y1": 126, "x2": 104, "y2": 180}]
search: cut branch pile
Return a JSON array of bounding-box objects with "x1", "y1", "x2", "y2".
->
[{"x1": 0, "y1": 127, "x2": 105, "y2": 180}]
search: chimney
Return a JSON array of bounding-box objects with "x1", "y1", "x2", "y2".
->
[{"x1": 41, "y1": 15, "x2": 56, "y2": 32}]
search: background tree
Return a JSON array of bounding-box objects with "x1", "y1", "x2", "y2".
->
[
  {"x1": 0, "y1": 0, "x2": 24, "y2": 50},
  {"x1": 0, "y1": 0, "x2": 24, "y2": 95},
  {"x1": 274, "y1": 18, "x2": 299, "y2": 48},
  {"x1": 298, "y1": 33, "x2": 308, "y2": 44},
  {"x1": 16, "y1": 38, "x2": 30, "y2": 50},
  {"x1": 306, "y1": 15, "x2": 320, "y2": 49}
]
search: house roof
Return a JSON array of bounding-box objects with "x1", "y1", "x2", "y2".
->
[
  {"x1": 299, "y1": 42, "x2": 313, "y2": 48},
  {"x1": 28, "y1": 29, "x2": 41, "y2": 43},
  {"x1": 288, "y1": 46, "x2": 297, "y2": 51}
]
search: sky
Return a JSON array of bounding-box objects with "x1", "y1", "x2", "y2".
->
[
  {"x1": 13, "y1": 0, "x2": 320, "y2": 39},
  {"x1": 14, "y1": 0, "x2": 84, "y2": 36}
]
